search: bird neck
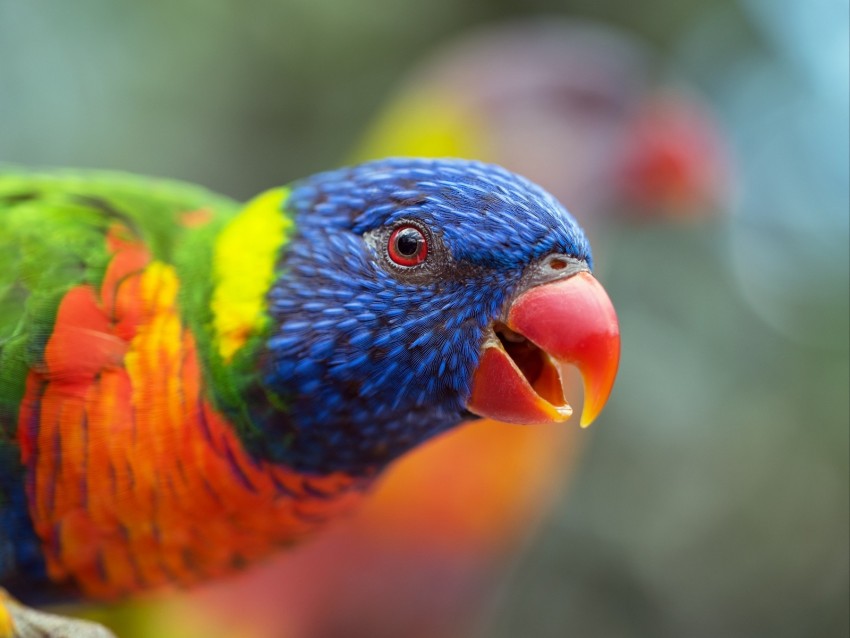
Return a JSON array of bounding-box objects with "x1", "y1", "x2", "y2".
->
[
  {"x1": 206, "y1": 186, "x2": 294, "y2": 363},
  {"x1": 175, "y1": 187, "x2": 295, "y2": 457}
]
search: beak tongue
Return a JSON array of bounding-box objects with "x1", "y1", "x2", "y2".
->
[{"x1": 467, "y1": 271, "x2": 620, "y2": 427}]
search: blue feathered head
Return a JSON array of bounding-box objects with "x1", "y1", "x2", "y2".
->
[{"x1": 257, "y1": 158, "x2": 618, "y2": 475}]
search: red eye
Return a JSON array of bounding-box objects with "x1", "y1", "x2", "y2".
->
[{"x1": 388, "y1": 225, "x2": 428, "y2": 266}]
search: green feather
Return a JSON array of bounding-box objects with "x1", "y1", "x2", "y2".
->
[{"x1": 0, "y1": 168, "x2": 241, "y2": 441}]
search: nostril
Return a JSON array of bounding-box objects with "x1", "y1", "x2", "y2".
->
[{"x1": 549, "y1": 258, "x2": 568, "y2": 270}]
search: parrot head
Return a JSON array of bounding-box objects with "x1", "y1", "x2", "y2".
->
[{"x1": 258, "y1": 158, "x2": 619, "y2": 474}]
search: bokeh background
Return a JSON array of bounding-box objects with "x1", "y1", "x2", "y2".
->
[{"x1": 1, "y1": 0, "x2": 848, "y2": 637}]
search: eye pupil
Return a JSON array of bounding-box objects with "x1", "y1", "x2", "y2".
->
[
  {"x1": 388, "y1": 225, "x2": 428, "y2": 266},
  {"x1": 396, "y1": 229, "x2": 422, "y2": 256}
]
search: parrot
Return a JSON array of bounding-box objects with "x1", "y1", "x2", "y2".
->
[
  {"x1": 354, "y1": 19, "x2": 729, "y2": 225},
  {"x1": 151, "y1": 19, "x2": 731, "y2": 638},
  {"x1": 0, "y1": 157, "x2": 620, "y2": 636}
]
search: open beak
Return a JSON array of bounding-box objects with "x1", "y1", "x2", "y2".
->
[{"x1": 467, "y1": 271, "x2": 620, "y2": 428}]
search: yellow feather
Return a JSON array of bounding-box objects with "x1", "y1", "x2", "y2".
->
[
  {"x1": 351, "y1": 90, "x2": 486, "y2": 162},
  {"x1": 211, "y1": 188, "x2": 292, "y2": 361}
]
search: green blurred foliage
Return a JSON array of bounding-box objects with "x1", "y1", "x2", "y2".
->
[{"x1": 1, "y1": 0, "x2": 749, "y2": 196}]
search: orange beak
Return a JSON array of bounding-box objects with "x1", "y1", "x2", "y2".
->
[{"x1": 466, "y1": 271, "x2": 620, "y2": 428}]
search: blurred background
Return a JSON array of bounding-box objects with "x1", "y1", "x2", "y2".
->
[{"x1": 1, "y1": 0, "x2": 847, "y2": 637}]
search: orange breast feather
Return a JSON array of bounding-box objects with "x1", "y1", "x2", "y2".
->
[{"x1": 17, "y1": 227, "x2": 364, "y2": 600}]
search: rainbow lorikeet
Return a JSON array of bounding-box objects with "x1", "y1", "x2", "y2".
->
[
  {"x1": 0, "y1": 158, "x2": 619, "y2": 634},
  {"x1": 198, "y1": 21, "x2": 727, "y2": 638}
]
